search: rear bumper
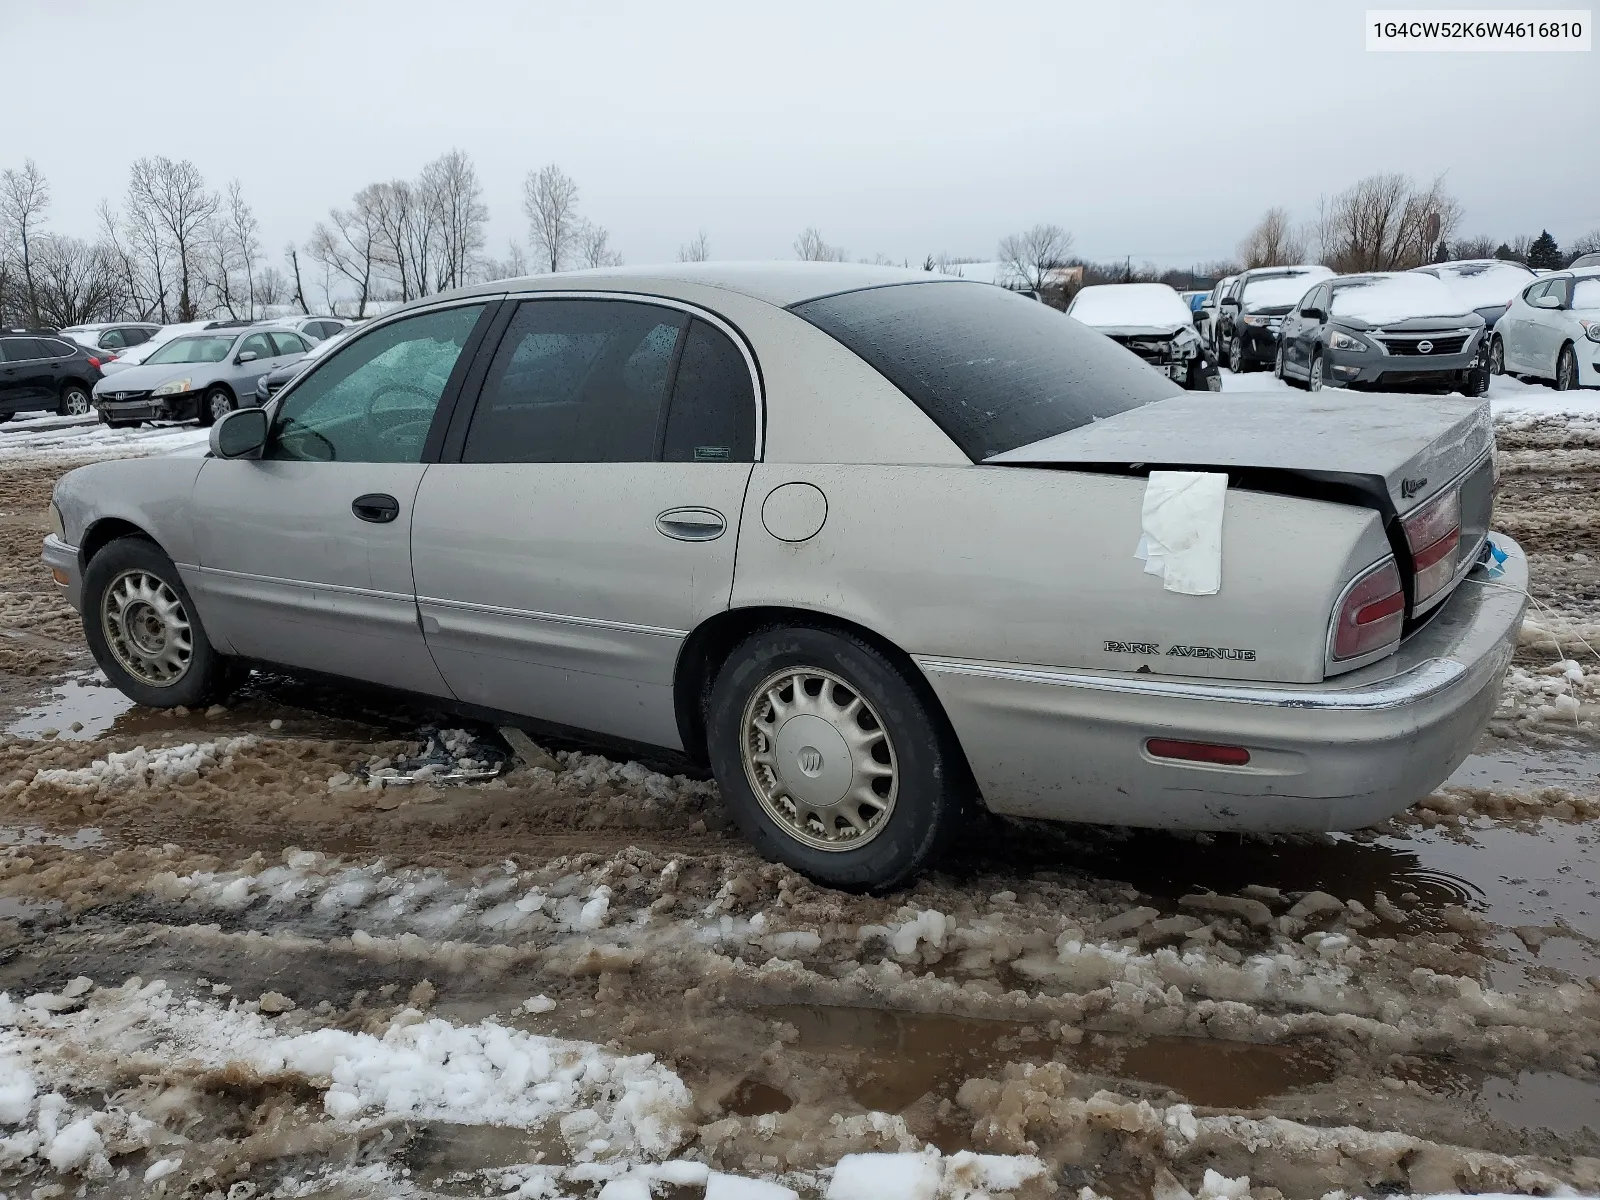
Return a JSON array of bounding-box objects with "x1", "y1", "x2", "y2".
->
[
  {"x1": 917, "y1": 533, "x2": 1527, "y2": 832},
  {"x1": 42, "y1": 533, "x2": 82, "y2": 612}
]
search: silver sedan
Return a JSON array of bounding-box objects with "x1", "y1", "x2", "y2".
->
[{"x1": 43, "y1": 264, "x2": 1526, "y2": 890}]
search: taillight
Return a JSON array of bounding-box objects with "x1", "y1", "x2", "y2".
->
[
  {"x1": 88, "y1": 354, "x2": 116, "y2": 369},
  {"x1": 1332, "y1": 557, "x2": 1405, "y2": 661},
  {"x1": 1403, "y1": 488, "x2": 1461, "y2": 605},
  {"x1": 1146, "y1": 738, "x2": 1251, "y2": 767}
]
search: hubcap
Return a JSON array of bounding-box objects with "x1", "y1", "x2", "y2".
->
[
  {"x1": 100, "y1": 569, "x2": 192, "y2": 686},
  {"x1": 211, "y1": 393, "x2": 231, "y2": 419},
  {"x1": 1310, "y1": 357, "x2": 1323, "y2": 390},
  {"x1": 740, "y1": 667, "x2": 898, "y2": 852},
  {"x1": 65, "y1": 390, "x2": 90, "y2": 415},
  {"x1": 1490, "y1": 339, "x2": 1503, "y2": 374},
  {"x1": 1558, "y1": 353, "x2": 1575, "y2": 390}
]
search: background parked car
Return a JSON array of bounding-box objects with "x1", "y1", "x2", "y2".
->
[
  {"x1": 1570, "y1": 251, "x2": 1600, "y2": 269},
  {"x1": 267, "y1": 315, "x2": 350, "y2": 344},
  {"x1": 1276, "y1": 271, "x2": 1488, "y2": 394},
  {"x1": 1067, "y1": 283, "x2": 1221, "y2": 391},
  {"x1": 1410, "y1": 259, "x2": 1537, "y2": 332},
  {"x1": 58, "y1": 322, "x2": 162, "y2": 357},
  {"x1": 92, "y1": 325, "x2": 311, "y2": 426},
  {"x1": 1216, "y1": 265, "x2": 1332, "y2": 372},
  {"x1": 96, "y1": 321, "x2": 214, "y2": 376},
  {"x1": 0, "y1": 333, "x2": 106, "y2": 420},
  {"x1": 1198, "y1": 274, "x2": 1236, "y2": 353},
  {"x1": 252, "y1": 324, "x2": 352, "y2": 405},
  {"x1": 1493, "y1": 267, "x2": 1600, "y2": 390}
]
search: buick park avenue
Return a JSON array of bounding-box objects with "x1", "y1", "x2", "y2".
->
[{"x1": 43, "y1": 264, "x2": 1525, "y2": 890}]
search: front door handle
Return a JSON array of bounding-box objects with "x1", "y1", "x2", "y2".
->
[
  {"x1": 656, "y1": 506, "x2": 725, "y2": 542},
  {"x1": 352, "y1": 493, "x2": 400, "y2": 524}
]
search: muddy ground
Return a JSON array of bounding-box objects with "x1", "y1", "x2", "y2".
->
[{"x1": 1, "y1": 410, "x2": 1599, "y2": 1200}]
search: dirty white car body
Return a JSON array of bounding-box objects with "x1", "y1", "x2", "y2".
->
[{"x1": 43, "y1": 263, "x2": 1526, "y2": 889}]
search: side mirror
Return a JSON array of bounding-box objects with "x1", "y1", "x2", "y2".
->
[
  {"x1": 1530, "y1": 293, "x2": 1563, "y2": 310},
  {"x1": 1221, "y1": 296, "x2": 1240, "y2": 308},
  {"x1": 237, "y1": 350, "x2": 258, "y2": 364},
  {"x1": 210, "y1": 407, "x2": 268, "y2": 460},
  {"x1": 1302, "y1": 307, "x2": 1325, "y2": 321}
]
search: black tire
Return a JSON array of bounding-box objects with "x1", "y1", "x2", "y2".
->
[
  {"x1": 1488, "y1": 335, "x2": 1505, "y2": 376},
  {"x1": 1556, "y1": 343, "x2": 1580, "y2": 391},
  {"x1": 1272, "y1": 344, "x2": 1285, "y2": 380},
  {"x1": 707, "y1": 624, "x2": 970, "y2": 892},
  {"x1": 82, "y1": 536, "x2": 244, "y2": 709},
  {"x1": 58, "y1": 382, "x2": 93, "y2": 417},
  {"x1": 1464, "y1": 366, "x2": 1490, "y2": 397},
  {"x1": 1307, "y1": 350, "x2": 1325, "y2": 392},
  {"x1": 199, "y1": 386, "x2": 235, "y2": 427},
  {"x1": 1227, "y1": 338, "x2": 1244, "y2": 374}
]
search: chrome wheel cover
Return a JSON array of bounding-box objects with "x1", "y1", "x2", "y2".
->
[
  {"x1": 1557, "y1": 350, "x2": 1576, "y2": 391},
  {"x1": 100, "y1": 568, "x2": 193, "y2": 686},
  {"x1": 209, "y1": 391, "x2": 232, "y2": 420},
  {"x1": 64, "y1": 389, "x2": 91, "y2": 415},
  {"x1": 740, "y1": 666, "x2": 898, "y2": 852},
  {"x1": 1489, "y1": 337, "x2": 1504, "y2": 375},
  {"x1": 1273, "y1": 346, "x2": 1284, "y2": 378},
  {"x1": 1309, "y1": 355, "x2": 1324, "y2": 391}
]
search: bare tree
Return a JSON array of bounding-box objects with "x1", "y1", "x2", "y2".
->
[
  {"x1": 522, "y1": 164, "x2": 582, "y2": 273},
  {"x1": 32, "y1": 235, "x2": 118, "y2": 327},
  {"x1": 284, "y1": 242, "x2": 311, "y2": 314},
  {"x1": 309, "y1": 197, "x2": 381, "y2": 318},
  {"x1": 127, "y1": 157, "x2": 218, "y2": 321},
  {"x1": 1236, "y1": 207, "x2": 1307, "y2": 269},
  {"x1": 996, "y1": 223, "x2": 1073, "y2": 290},
  {"x1": 481, "y1": 240, "x2": 528, "y2": 282},
  {"x1": 255, "y1": 265, "x2": 290, "y2": 308},
  {"x1": 0, "y1": 159, "x2": 51, "y2": 326},
  {"x1": 1569, "y1": 229, "x2": 1600, "y2": 265},
  {"x1": 575, "y1": 221, "x2": 623, "y2": 269},
  {"x1": 363, "y1": 180, "x2": 420, "y2": 300},
  {"x1": 222, "y1": 180, "x2": 261, "y2": 316},
  {"x1": 678, "y1": 231, "x2": 711, "y2": 262},
  {"x1": 794, "y1": 227, "x2": 847, "y2": 262},
  {"x1": 1314, "y1": 173, "x2": 1462, "y2": 273},
  {"x1": 422, "y1": 149, "x2": 487, "y2": 290},
  {"x1": 1449, "y1": 235, "x2": 1499, "y2": 261},
  {"x1": 118, "y1": 180, "x2": 173, "y2": 322}
]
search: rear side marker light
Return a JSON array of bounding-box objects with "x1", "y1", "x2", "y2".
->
[
  {"x1": 1146, "y1": 738, "x2": 1251, "y2": 767},
  {"x1": 1402, "y1": 487, "x2": 1461, "y2": 606},
  {"x1": 1332, "y1": 556, "x2": 1405, "y2": 661}
]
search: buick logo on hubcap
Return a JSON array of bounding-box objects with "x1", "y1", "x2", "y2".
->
[
  {"x1": 797, "y1": 747, "x2": 824, "y2": 777},
  {"x1": 1417, "y1": 340, "x2": 1433, "y2": 354}
]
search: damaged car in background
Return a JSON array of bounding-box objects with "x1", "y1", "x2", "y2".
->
[
  {"x1": 44, "y1": 264, "x2": 1524, "y2": 891},
  {"x1": 1067, "y1": 282, "x2": 1221, "y2": 391}
]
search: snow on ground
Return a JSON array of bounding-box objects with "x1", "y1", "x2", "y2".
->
[
  {"x1": 0, "y1": 412, "x2": 208, "y2": 464},
  {"x1": 1218, "y1": 362, "x2": 1600, "y2": 420}
]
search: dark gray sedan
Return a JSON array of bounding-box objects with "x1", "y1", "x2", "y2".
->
[{"x1": 1275, "y1": 272, "x2": 1489, "y2": 395}]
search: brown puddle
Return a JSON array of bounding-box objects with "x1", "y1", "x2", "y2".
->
[{"x1": 765, "y1": 1005, "x2": 1337, "y2": 1115}]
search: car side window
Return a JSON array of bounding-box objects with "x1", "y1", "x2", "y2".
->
[
  {"x1": 238, "y1": 333, "x2": 273, "y2": 360},
  {"x1": 270, "y1": 332, "x2": 308, "y2": 356},
  {"x1": 661, "y1": 319, "x2": 756, "y2": 463},
  {"x1": 9, "y1": 338, "x2": 45, "y2": 361},
  {"x1": 124, "y1": 328, "x2": 153, "y2": 346},
  {"x1": 46, "y1": 339, "x2": 75, "y2": 357},
  {"x1": 266, "y1": 303, "x2": 485, "y2": 464},
  {"x1": 0, "y1": 338, "x2": 17, "y2": 363},
  {"x1": 1524, "y1": 281, "x2": 1550, "y2": 303},
  {"x1": 101, "y1": 329, "x2": 128, "y2": 348},
  {"x1": 461, "y1": 299, "x2": 686, "y2": 464}
]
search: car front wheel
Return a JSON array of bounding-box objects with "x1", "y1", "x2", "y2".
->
[
  {"x1": 58, "y1": 383, "x2": 92, "y2": 417},
  {"x1": 83, "y1": 536, "x2": 243, "y2": 709},
  {"x1": 707, "y1": 625, "x2": 970, "y2": 892},
  {"x1": 1556, "y1": 344, "x2": 1580, "y2": 391},
  {"x1": 1308, "y1": 351, "x2": 1325, "y2": 392},
  {"x1": 1228, "y1": 338, "x2": 1244, "y2": 373},
  {"x1": 201, "y1": 387, "x2": 235, "y2": 426},
  {"x1": 1488, "y1": 335, "x2": 1505, "y2": 376}
]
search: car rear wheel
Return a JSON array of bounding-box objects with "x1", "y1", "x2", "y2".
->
[
  {"x1": 1308, "y1": 351, "x2": 1325, "y2": 392},
  {"x1": 83, "y1": 536, "x2": 244, "y2": 709},
  {"x1": 707, "y1": 625, "x2": 970, "y2": 892},
  {"x1": 58, "y1": 383, "x2": 92, "y2": 417},
  {"x1": 1556, "y1": 344, "x2": 1580, "y2": 391},
  {"x1": 1488, "y1": 335, "x2": 1505, "y2": 376},
  {"x1": 201, "y1": 386, "x2": 235, "y2": 426}
]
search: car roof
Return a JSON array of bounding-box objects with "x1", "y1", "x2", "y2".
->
[{"x1": 417, "y1": 261, "x2": 957, "y2": 311}]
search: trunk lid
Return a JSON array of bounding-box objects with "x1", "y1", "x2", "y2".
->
[{"x1": 987, "y1": 391, "x2": 1490, "y2": 517}]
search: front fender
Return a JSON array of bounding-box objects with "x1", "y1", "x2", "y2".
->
[{"x1": 53, "y1": 454, "x2": 207, "y2": 568}]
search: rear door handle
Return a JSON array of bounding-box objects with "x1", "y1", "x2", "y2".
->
[
  {"x1": 656, "y1": 506, "x2": 725, "y2": 542},
  {"x1": 352, "y1": 493, "x2": 400, "y2": 524}
]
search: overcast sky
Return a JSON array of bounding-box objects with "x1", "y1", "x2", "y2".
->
[{"x1": 6, "y1": 0, "x2": 1597, "y2": 271}]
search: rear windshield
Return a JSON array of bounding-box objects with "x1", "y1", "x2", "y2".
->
[
  {"x1": 790, "y1": 281, "x2": 1181, "y2": 461},
  {"x1": 1240, "y1": 271, "x2": 1327, "y2": 310}
]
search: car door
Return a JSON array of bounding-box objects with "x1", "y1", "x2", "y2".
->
[
  {"x1": 2, "y1": 338, "x2": 54, "y2": 408},
  {"x1": 1282, "y1": 287, "x2": 1314, "y2": 375},
  {"x1": 1526, "y1": 278, "x2": 1569, "y2": 376},
  {"x1": 187, "y1": 301, "x2": 491, "y2": 693},
  {"x1": 229, "y1": 331, "x2": 278, "y2": 394},
  {"x1": 410, "y1": 295, "x2": 759, "y2": 749},
  {"x1": 269, "y1": 331, "x2": 310, "y2": 368},
  {"x1": 1501, "y1": 282, "x2": 1545, "y2": 374},
  {"x1": 0, "y1": 337, "x2": 30, "y2": 412}
]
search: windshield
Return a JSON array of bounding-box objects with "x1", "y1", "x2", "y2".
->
[
  {"x1": 1331, "y1": 274, "x2": 1471, "y2": 324},
  {"x1": 792, "y1": 281, "x2": 1181, "y2": 461},
  {"x1": 1240, "y1": 269, "x2": 1330, "y2": 310},
  {"x1": 1572, "y1": 279, "x2": 1600, "y2": 311},
  {"x1": 1069, "y1": 284, "x2": 1194, "y2": 329},
  {"x1": 144, "y1": 335, "x2": 235, "y2": 365},
  {"x1": 1429, "y1": 262, "x2": 1537, "y2": 308}
]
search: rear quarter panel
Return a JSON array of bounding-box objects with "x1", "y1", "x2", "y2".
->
[{"x1": 731, "y1": 463, "x2": 1391, "y2": 684}]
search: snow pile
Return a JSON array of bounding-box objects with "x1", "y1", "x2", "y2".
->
[
  {"x1": 828, "y1": 1150, "x2": 1046, "y2": 1200},
  {"x1": 1495, "y1": 661, "x2": 1598, "y2": 730},
  {"x1": 0, "y1": 977, "x2": 694, "y2": 1180},
  {"x1": 29, "y1": 735, "x2": 257, "y2": 794}
]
